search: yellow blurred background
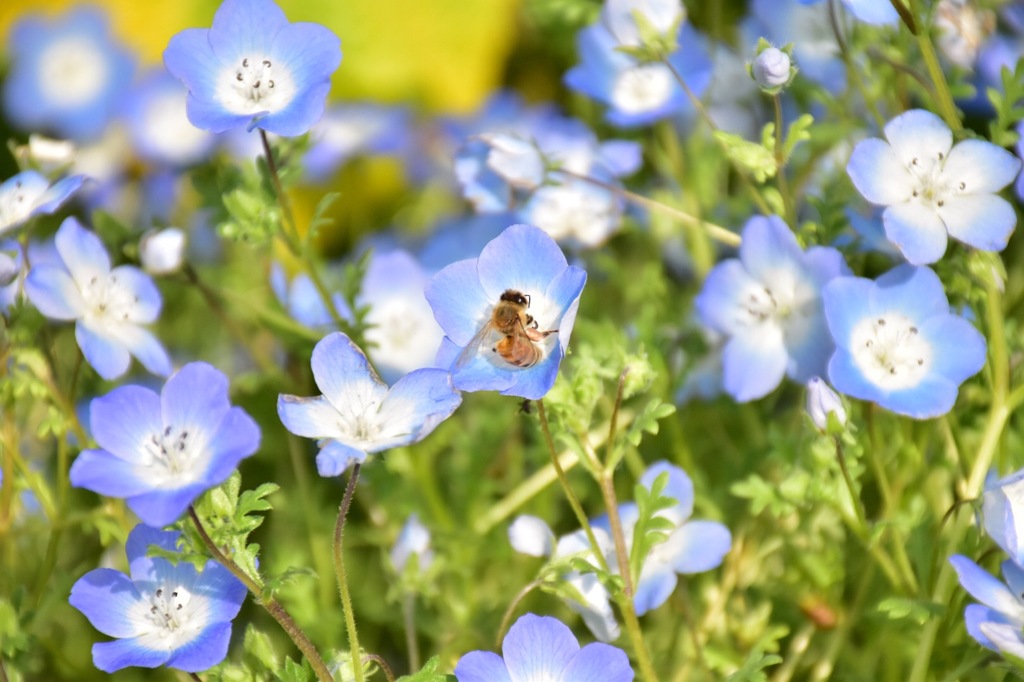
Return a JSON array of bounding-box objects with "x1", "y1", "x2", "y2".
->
[{"x1": 0, "y1": 0, "x2": 521, "y2": 113}]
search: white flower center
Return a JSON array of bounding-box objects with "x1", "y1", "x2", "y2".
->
[
  {"x1": 0, "y1": 179, "x2": 40, "y2": 230},
  {"x1": 38, "y1": 36, "x2": 109, "y2": 107},
  {"x1": 902, "y1": 150, "x2": 964, "y2": 209},
  {"x1": 144, "y1": 585, "x2": 193, "y2": 635},
  {"x1": 364, "y1": 296, "x2": 440, "y2": 374},
  {"x1": 850, "y1": 313, "x2": 932, "y2": 390},
  {"x1": 219, "y1": 56, "x2": 296, "y2": 115},
  {"x1": 527, "y1": 184, "x2": 616, "y2": 246},
  {"x1": 141, "y1": 424, "x2": 202, "y2": 483},
  {"x1": 732, "y1": 271, "x2": 819, "y2": 346},
  {"x1": 142, "y1": 89, "x2": 211, "y2": 165},
  {"x1": 611, "y1": 64, "x2": 674, "y2": 114},
  {"x1": 80, "y1": 272, "x2": 143, "y2": 324}
]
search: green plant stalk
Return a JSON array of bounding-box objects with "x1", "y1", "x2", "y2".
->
[
  {"x1": 909, "y1": 0, "x2": 961, "y2": 132},
  {"x1": 285, "y1": 434, "x2": 335, "y2": 610},
  {"x1": 829, "y1": 0, "x2": 886, "y2": 130},
  {"x1": 772, "y1": 94, "x2": 797, "y2": 227},
  {"x1": 403, "y1": 592, "x2": 421, "y2": 671},
  {"x1": 188, "y1": 507, "x2": 333, "y2": 682},
  {"x1": 495, "y1": 579, "x2": 543, "y2": 648},
  {"x1": 334, "y1": 463, "x2": 365, "y2": 682}
]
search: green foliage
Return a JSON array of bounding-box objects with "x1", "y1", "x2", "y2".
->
[
  {"x1": 396, "y1": 656, "x2": 456, "y2": 682},
  {"x1": 713, "y1": 130, "x2": 777, "y2": 183},
  {"x1": 988, "y1": 61, "x2": 1024, "y2": 147},
  {"x1": 627, "y1": 471, "x2": 677, "y2": 585}
]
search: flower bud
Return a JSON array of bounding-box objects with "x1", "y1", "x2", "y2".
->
[
  {"x1": 752, "y1": 46, "x2": 792, "y2": 90},
  {"x1": 806, "y1": 377, "x2": 846, "y2": 432},
  {"x1": 390, "y1": 514, "x2": 434, "y2": 574},
  {"x1": 140, "y1": 227, "x2": 185, "y2": 275}
]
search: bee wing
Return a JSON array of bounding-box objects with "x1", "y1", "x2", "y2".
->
[{"x1": 453, "y1": 319, "x2": 502, "y2": 371}]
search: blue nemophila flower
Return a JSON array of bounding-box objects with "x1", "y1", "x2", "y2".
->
[
  {"x1": 564, "y1": 12, "x2": 712, "y2": 127},
  {"x1": 823, "y1": 264, "x2": 985, "y2": 419},
  {"x1": 847, "y1": 109, "x2": 1022, "y2": 265},
  {"x1": 124, "y1": 70, "x2": 216, "y2": 168},
  {"x1": 69, "y1": 524, "x2": 246, "y2": 673},
  {"x1": 425, "y1": 224, "x2": 587, "y2": 400},
  {"x1": 799, "y1": 0, "x2": 898, "y2": 24},
  {"x1": 25, "y1": 218, "x2": 172, "y2": 380},
  {"x1": 0, "y1": 170, "x2": 84, "y2": 236},
  {"x1": 950, "y1": 555, "x2": 1024, "y2": 660},
  {"x1": 509, "y1": 462, "x2": 731, "y2": 641},
  {"x1": 694, "y1": 215, "x2": 850, "y2": 403},
  {"x1": 277, "y1": 332, "x2": 461, "y2": 477},
  {"x1": 3, "y1": 6, "x2": 134, "y2": 141},
  {"x1": 69, "y1": 363, "x2": 260, "y2": 526},
  {"x1": 983, "y1": 468, "x2": 1024, "y2": 567},
  {"x1": 455, "y1": 613, "x2": 633, "y2": 682},
  {"x1": 390, "y1": 514, "x2": 434, "y2": 575},
  {"x1": 163, "y1": 0, "x2": 342, "y2": 136}
]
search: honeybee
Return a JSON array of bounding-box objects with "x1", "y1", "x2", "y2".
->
[{"x1": 456, "y1": 289, "x2": 557, "y2": 369}]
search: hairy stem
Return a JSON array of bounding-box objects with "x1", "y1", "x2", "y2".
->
[
  {"x1": 334, "y1": 463, "x2": 365, "y2": 682},
  {"x1": 188, "y1": 507, "x2": 333, "y2": 682}
]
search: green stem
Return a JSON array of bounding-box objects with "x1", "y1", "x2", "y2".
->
[
  {"x1": 834, "y1": 436, "x2": 867, "y2": 530},
  {"x1": 558, "y1": 169, "x2": 740, "y2": 248},
  {"x1": 188, "y1": 673, "x2": 203, "y2": 682},
  {"x1": 188, "y1": 507, "x2": 333, "y2": 682},
  {"x1": 771, "y1": 94, "x2": 796, "y2": 227},
  {"x1": 495, "y1": 579, "x2": 543, "y2": 648},
  {"x1": 909, "y1": 0, "x2": 960, "y2": 131},
  {"x1": 334, "y1": 463, "x2": 365, "y2": 682},
  {"x1": 829, "y1": 0, "x2": 886, "y2": 130},
  {"x1": 403, "y1": 592, "x2": 421, "y2": 671},
  {"x1": 364, "y1": 654, "x2": 395, "y2": 682}
]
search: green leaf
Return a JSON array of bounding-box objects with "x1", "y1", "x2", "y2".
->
[
  {"x1": 624, "y1": 398, "x2": 676, "y2": 448},
  {"x1": 628, "y1": 471, "x2": 678, "y2": 586},
  {"x1": 876, "y1": 597, "x2": 943, "y2": 624},
  {"x1": 278, "y1": 657, "x2": 314, "y2": 682},
  {"x1": 242, "y1": 624, "x2": 279, "y2": 673},
  {"x1": 713, "y1": 130, "x2": 776, "y2": 183},
  {"x1": 781, "y1": 113, "x2": 815, "y2": 162},
  {"x1": 264, "y1": 566, "x2": 318, "y2": 597},
  {"x1": 396, "y1": 655, "x2": 456, "y2": 682}
]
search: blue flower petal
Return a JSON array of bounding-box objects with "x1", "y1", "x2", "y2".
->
[
  {"x1": 980, "y1": 621, "x2": 1024, "y2": 659},
  {"x1": 950, "y1": 555, "x2": 1024, "y2": 616},
  {"x1": 163, "y1": 29, "x2": 219, "y2": 96},
  {"x1": 633, "y1": 567, "x2": 678, "y2": 615},
  {"x1": 868, "y1": 265, "x2": 948, "y2": 321},
  {"x1": 501, "y1": 347, "x2": 564, "y2": 400},
  {"x1": 562, "y1": 643, "x2": 635, "y2": 681},
  {"x1": 33, "y1": 174, "x2": 85, "y2": 216},
  {"x1": 804, "y1": 246, "x2": 852, "y2": 286},
  {"x1": 823, "y1": 274, "x2": 872, "y2": 348},
  {"x1": 544, "y1": 266, "x2": 587, "y2": 353},
  {"x1": 69, "y1": 568, "x2": 144, "y2": 638},
  {"x1": 161, "y1": 363, "x2": 231, "y2": 437},
  {"x1": 117, "y1": 325, "x2": 173, "y2": 378},
  {"x1": 166, "y1": 621, "x2": 233, "y2": 672},
  {"x1": 89, "y1": 382, "x2": 159, "y2": 456},
  {"x1": 109, "y1": 266, "x2": 162, "y2": 323},
  {"x1": 881, "y1": 374, "x2": 958, "y2": 418},
  {"x1": 316, "y1": 440, "x2": 367, "y2": 477},
  {"x1": 202, "y1": 407, "x2": 261, "y2": 484},
  {"x1": 128, "y1": 483, "x2": 210, "y2": 528},
  {"x1": 694, "y1": 260, "x2": 758, "y2": 336},
  {"x1": 918, "y1": 315, "x2": 986, "y2": 384},
  {"x1": 938, "y1": 194, "x2": 1017, "y2": 253},
  {"x1": 76, "y1": 321, "x2": 131, "y2": 380},
  {"x1": 942, "y1": 139, "x2": 1022, "y2": 194},
  {"x1": 847, "y1": 138, "x2": 913, "y2": 205},
  {"x1": 597, "y1": 140, "x2": 642, "y2": 177},
  {"x1": 738, "y1": 216, "x2": 804, "y2": 281},
  {"x1": 1003, "y1": 560, "x2": 1024, "y2": 600},
  {"x1": 25, "y1": 265, "x2": 84, "y2": 320},
  {"x1": 310, "y1": 332, "x2": 388, "y2": 414},
  {"x1": 476, "y1": 224, "x2": 569, "y2": 301},
  {"x1": 965, "y1": 604, "x2": 1002, "y2": 651},
  {"x1": 844, "y1": 0, "x2": 899, "y2": 23},
  {"x1": 502, "y1": 614, "x2": 579, "y2": 679},
  {"x1": 55, "y1": 218, "x2": 110, "y2": 286},
  {"x1": 884, "y1": 109, "x2": 952, "y2": 166},
  {"x1": 721, "y1": 329, "x2": 787, "y2": 402},
  {"x1": 91, "y1": 637, "x2": 170, "y2": 673},
  {"x1": 379, "y1": 368, "x2": 462, "y2": 442},
  {"x1": 70, "y1": 449, "x2": 153, "y2": 498},
  {"x1": 278, "y1": 394, "x2": 345, "y2": 439},
  {"x1": 425, "y1": 258, "x2": 492, "y2": 346},
  {"x1": 881, "y1": 203, "x2": 948, "y2": 265},
  {"x1": 125, "y1": 525, "x2": 181, "y2": 564},
  {"x1": 828, "y1": 349, "x2": 884, "y2": 403},
  {"x1": 641, "y1": 461, "x2": 694, "y2": 520},
  {"x1": 260, "y1": 25, "x2": 341, "y2": 136},
  {"x1": 208, "y1": 0, "x2": 288, "y2": 59},
  {"x1": 671, "y1": 520, "x2": 732, "y2": 573},
  {"x1": 450, "y1": 345, "x2": 518, "y2": 394},
  {"x1": 454, "y1": 651, "x2": 513, "y2": 682}
]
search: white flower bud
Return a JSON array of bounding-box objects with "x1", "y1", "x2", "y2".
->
[
  {"x1": 140, "y1": 228, "x2": 185, "y2": 275},
  {"x1": 390, "y1": 514, "x2": 433, "y2": 574},
  {"x1": 752, "y1": 47, "x2": 792, "y2": 90},
  {"x1": 508, "y1": 514, "x2": 555, "y2": 557},
  {"x1": 16, "y1": 135, "x2": 76, "y2": 173},
  {"x1": 982, "y1": 469, "x2": 1024, "y2": 566},
  {"x1": 806, "y1": 377, "x2": 846, "y2": 431}
]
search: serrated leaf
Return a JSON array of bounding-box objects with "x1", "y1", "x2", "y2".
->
[
  {"x1": 396, "y1": 655, "x2": 455, "y2": 682},
  {"x1": 628, "y1": 472, "x2": 678, "y2": 585},
  {"x1": 278, "y1": 657, "x2": 314, "y2": 682},
  {"x1": 264, "y1": 566, "x2": 318, "y2": 597},
  {"x1": 713, "y1": 130, "x2": 777, "y2": 183},
  {"x1": 782, "y1": 113, "x2": 814, "y2": 161}
]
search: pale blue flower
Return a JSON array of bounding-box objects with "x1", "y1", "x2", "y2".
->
[
  {"x1": 425, "y1": 224, "x2": 586, "y2": 400},
  {"x1": 950, "y1": 555, "x2": 1024, "y2": 660},
  {"x1": 390, "y1": 514, "x2": 434, "y2": 574},
  {"x1": 0, "y1": 171, "x2": 85, "y2": 236},
  {"x1": 805, "y1": 376, "x2": 846, "y2": 431},
  {"x1": 847, "y1": 109, "x2": 1021, "y2": 264},
  {"x1": 3, "y1": 6, "x2": 134, "y2": 141},
  {"x1": 123, "y1": 70, "x2": 216, "y2": 168},
  {"x1": 163, "y1": 0, "x2": 342, "y2": 135},
  {"x1": 303, "y1": 104, "x2": 413, "y2": 182},
  {"x1": 25, "y1": 218, "x2": 172, "y2": 380},
  {"x1": 823, "y1": 264, "x2": 986, "y2": 418},
  {"x1": 694, "y1": 215, "x2": 850, "y2": 402},
  {"x1": 799, "y1": 0, "x2": 899, "y2": 24},
  {"x1": 69, "y1": 363, "x2": 260, "y2": 526},
  {"x1": 277, "y1": 332, "x2": 461, "y2": 477},
  {"x1": 455, "y1": 613, "x2": 633, "y2": 682},
  {"x1": 69, "y1": 525, "x2": 246, "y2": 673},
  {"x1": 982, "y1": 468, "x2": 1024, "y2": 567}
]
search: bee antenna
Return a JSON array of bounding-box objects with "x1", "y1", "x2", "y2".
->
[{"x1": 524, "y1": 293, "x2": 531, "y2": 307}]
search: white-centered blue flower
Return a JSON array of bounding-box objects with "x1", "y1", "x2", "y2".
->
[
  {"x1": 163, "y1": 0, "x2": 342, "y2": 136},
  {"x1": 454, "y1": 613, "x2": 634, "y2": 682},
  {"x1": 799, "y1": 0, "x2": 899, "y2": 24},
  {"x1": 69, "y1": 363, "x2": 260, "y2": 527},
  {"x1": 2, "y1": 6, "x2": 135, "y2": 141},
  {"x1": 425, "y1": 224, "x2": 587, "y2": 400},
  {"x1": 124, "y1": 70, "x2": 216, "y2": 168},
  {"x1": 982, "y1": 468, "x2": 1024, "y2": 567},
  {"x1": 601, "y1": 0, "x2": 684, "y2": 47},
  {"x1": 950, "y1": 555, "x2": 1024, "y2": 661},
  {"x1": 303, "y1": 104, "x2": 413, "y2": 183},
  {"x1": 0, "y1": 171, "x2": 85, "y2": 236},
  {"x1": 694, "y1": 215, "x2": 850, "y2": 403},
  {"x1": 69, "y1": 524, "x2": 247, "y2": 673},
  {"x1": 823, "y1": 264, "x2": 986, "y2": 418},
  {"x1": 277, "y1": 332, "x2": 462, "y2": 477},
  {"x1": 509, "y1": 462, "x2": 731, "y2": 642},
  {"x1": 847, "y1": 109, "x2": 1022, "y2": 264},
  {"x1": 25, "y1": 217, "x2": 172, "y2": 380}
]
